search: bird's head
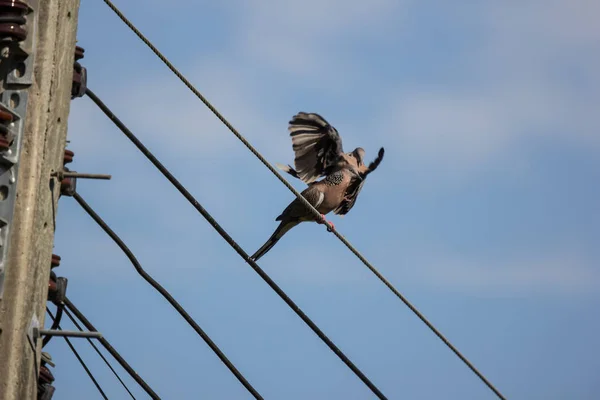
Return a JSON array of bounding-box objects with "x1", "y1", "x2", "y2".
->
[{"x1": 343, "y1": 147, "x2": 365, "y2": 168}]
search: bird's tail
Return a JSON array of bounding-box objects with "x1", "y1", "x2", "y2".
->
[
  {"x1": 362, "y1": 147, "x2": 385, "y2": 178},
  {"x1": 250, "y1": 220, "x2": 299, "y2": 262}
]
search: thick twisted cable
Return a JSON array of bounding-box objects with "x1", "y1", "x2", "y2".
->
[
  {"x1": 47, "y1": 308, "x2": 109, "y2": 400},
  {"x1": 85, "y1": 87, "x2": 388, "y2": 400},
  {"x1": 62, "y1": 306, "x2": 136, "y2": 399},
  {"x1": 63, "y1": 297, "x2": 161, "y2": 399},
  {"x1": 72, "y1": 191, "x2": 263, "y2": 400}
]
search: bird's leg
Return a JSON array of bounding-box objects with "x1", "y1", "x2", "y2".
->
[
  {"x1": 316, "y1": 214, "x2": 335, "y2": 232},
  {"x1": 315, "y1": 214, "x2": 328, "y2": 224}
]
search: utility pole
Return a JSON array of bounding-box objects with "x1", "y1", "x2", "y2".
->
[{"x1": 0, "y1": 0, "x2": 80, "y2": 399}]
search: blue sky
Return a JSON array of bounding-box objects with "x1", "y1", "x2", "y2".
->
[{"x1": 47, "y1": 0, "x2": 599, "y2": 399}]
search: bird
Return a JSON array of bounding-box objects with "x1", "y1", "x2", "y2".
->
[{"x1": 250, "y1": 112, "x2": 385, "y2": 262}]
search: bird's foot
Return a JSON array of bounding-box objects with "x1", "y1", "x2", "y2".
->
[{"x1": 316, "y1": 214, "x2": 335, "y2": 232}]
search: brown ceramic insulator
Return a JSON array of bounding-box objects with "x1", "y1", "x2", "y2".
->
[
  {"x1": 0, "y1": 136, "x2": 9, "y2": 151},
  {"x1": 74, "y1": 45, "x2": 85, "y2": 61},
  {"x1": 63, "y1": 149, "x2": 74, "y2": 164},
  {"x1": 51, "y1": 254, "x2": 61, "y2": 268},
  {"x1": 0, "y1": 23, "x2": 26, "y2": 41},
  {"x1": 0, "y1": 110, "x2": 13, "y2": 151},
  {"x1": 72, "y1": 63, "x2": 83, "y2": 97},
  {"x1": 39, "y1": 365, "x2": 55, "y2": 385},
  {"x1": 0, "y1": 0, "x2": 29, "y2": 41},
  {"x1": 0, "y1": 109, "x2": 13, "y2": 122},
  {"x1": 0, "y1": 0, "x2": 29, "y2": 12}
]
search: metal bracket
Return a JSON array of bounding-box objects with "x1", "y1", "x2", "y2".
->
[
  {"x1": 27, "y1": 312, "x2": 40, "y2": 359},
  {"x1": 52, "y1": 150, "x2": 111, "y2": 197},
  {"x1": 0, "y1": 0, "x2": 38, "y2": 299},
  {"x1": 54, "y1": 169, "x2": 111, "y2": 197},
  {"x1": 3, "y1": 0, "x2": 36, "y2": 86},
  {"x1": 47, "y1": 274, "x2": 67, "y2": 305},
  {"x1": 33, "y1": 328, "x2": 103, "y2": 340},
  {"x1": 51, "y1": 170, "x2": 112, "y2": 181}
]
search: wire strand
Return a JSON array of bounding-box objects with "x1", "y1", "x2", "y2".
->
[
  {"x1": 63, "y1": 297, "x2": 161, "y2": 400},
  {"x1": 46, "y1": 308, "x2": 109, "y2": 400},
  {"x1": 63, "y1": 307, "x2": 136, "y2": 399},
  {"x1": 98, "y1": 2, "x2": 507, "y2": 399},
  {"x1": 42, "y1": 303, "x2": 64, "y2": 348},
  {"x1": 85, "y1": 87, "x2": 388, "y2": 400},
  {"x1": 71, "y1": 191, "x2": 264, "y2": 400}
]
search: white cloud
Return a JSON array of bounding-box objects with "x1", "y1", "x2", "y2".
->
[
  {"x1": 402, "y1": 250, "x2": 599, "y2": 296},
  {"x1": 234, "y1": 0, "x2": 409, "y2": 79},
  {"x1": 374, "y1": 0, "x2": 600, "y2": 180},
  {"x1": 383, "y1": 91, "x2": 510, "y2": 170},
  {"x1": 485, "y1": 0, "x2": 600, "y2": 50}
]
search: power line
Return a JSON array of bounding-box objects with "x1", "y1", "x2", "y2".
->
[
  {"x1": 85, "y1": 87, "x2": 388, "y2": 400},
  {"x1": 42, "y1": 303, "x2": 64, "y2": 348},
  {"x1": 63, "y1": 307, "x2": 136, "y2": 399},
  {"x1": 46, "y1": 308, "x2": 109, "y2": 400},
  {"x1": 96, "y1": 2, "x2": 506, "y2": 399},
  {"x1": 71, "y1": 191, "x2": 264, "y2": 400},
  {"x1": 64, "y1": 297, "x2": 161, "y2": 400}
]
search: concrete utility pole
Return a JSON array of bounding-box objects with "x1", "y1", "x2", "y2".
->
[{"x1": 0, "y1": 0, "x2": 80, "y2": 399}]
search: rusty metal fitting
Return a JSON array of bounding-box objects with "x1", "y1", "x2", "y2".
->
[
  {"x1": 72, "y1": 62, "x2": 87, "y2": 98},
  {"x1": 48, "y1": 276, "x2": 67, "y2": 305},
  {"x1": 63, "y1": 149, "x2": 74, "y2": 165},
  {"x1": 51, "y1": 254, "x2": 61, "y2": 269},
  {"x1": 60, "y1": 176, "x2": 76, "y2": 197},
  {"x1": 55, "y1": 165, "x2": 77, "y2": 197},
  {"x1": 0, "y1": 0, "x2": 30, "y2": 42}
]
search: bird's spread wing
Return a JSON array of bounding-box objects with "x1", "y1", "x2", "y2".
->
[
  {"x1": 275, "y1": 163, "x2": 300, "y2": 179},
  {"x1": 334, "y1": 147, "x2": 385, "y2": 216},
  {"x1": 288, "y1": 112, "x2": 344, "y2": 183}
]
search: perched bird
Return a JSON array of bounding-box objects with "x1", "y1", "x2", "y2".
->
[{"x1": 250, "y1": 112, "x2": 384, "y2": 261}]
